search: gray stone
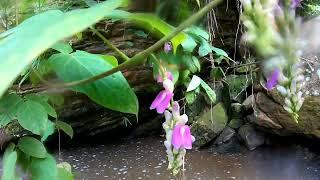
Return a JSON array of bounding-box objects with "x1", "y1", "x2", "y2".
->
[
  {"x1": 191, "y1": 103, "x2": 228, "y2": 147},
  {"x1": 228, "y1": 118, "x2": 244, "y2": 129},
  {"x1": 242, "y1": 94, "x2": 255, "y2": 110},
  {"x1": 214, "y1": 127, "x2": 236, "y2": 145},
  {"x1": 238, "y1": 124, "x2": 265, "y2": 150}
]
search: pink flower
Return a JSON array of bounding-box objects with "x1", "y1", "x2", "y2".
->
[
  {"x1": 150, "y1": 78, "x2": 174, "y2": 114},
  {"x1": 172, "y1": 125, "x2": 194, "y2": 150},
  {"x1": 150, "y1": 90, "x2": 174, "y2": 114}
]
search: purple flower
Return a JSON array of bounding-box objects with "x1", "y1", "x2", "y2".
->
[
  {"x1": 171, "y1": 125, "x2": 194, "y2": 150},
  {"x1": 150, "y1": 90, "x2": 174, "y2": 113},
  {"x1": 266, "y1": 68, "x2": 280, "y2": 90},
  {"x1": 290, "y1": 0, "x2": 302, "y2": 9},
  {"x1": 150, "y1": 77, "x2": 174, "y2": 114},
  {"x1": 164, "y1": 42, "x2": 172, "y2": 53}
]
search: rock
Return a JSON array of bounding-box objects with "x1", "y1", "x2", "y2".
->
[
  {"x1": 242, "y1": 94, "x2": 255, "y2": 110},
  {"x1": 255, "y1": 92, "x2": 320, "y2": 138},
  {"x1": 214, "y1": 127, "x2": 236, "y2": 145},
  {"x1": 253, "y1": 110, "x2": 283, "y2": 130},
  {"x1": 228, "y1": 118, "x2": 244, "y2": 129},
  {"x1": 191, "y1": 103, "x2": 228, "y2": 147},
  {"x1": 210, "y1": 136, "x2": 242, "y2": 154},
  {"x1": 238, "y1": 124, "x2": 265, "y2": 150},
  {"x1": 231, "y1": 103, "x2": 244, "y2": 118}
]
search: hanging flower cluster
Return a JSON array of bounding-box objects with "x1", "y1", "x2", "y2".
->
[
  {"x1": 150, "y1": 43, "x2": 195, "y2": 175},
  {"x1": 241, "y1": 0, "x2": 305, "y2": 123}
]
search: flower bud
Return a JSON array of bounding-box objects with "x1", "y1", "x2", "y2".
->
[{"x1": 163, "y1": 79, "x2": 174, "y2": 92}]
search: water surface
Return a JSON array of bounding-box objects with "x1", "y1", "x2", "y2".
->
[{"x1": 56, "y1": 137, "x2": 320, "y2": 180}]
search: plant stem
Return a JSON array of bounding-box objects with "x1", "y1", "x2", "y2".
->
[
  {"x1": 48, "y1": 0, "x2": 223, "y2": 89},
  {"x1": 90, "y1": 27, "x2": 130, "y2": 62}
]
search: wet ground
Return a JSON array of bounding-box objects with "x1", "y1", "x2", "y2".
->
[{"x1": 55, "y1": 137, "x2": 320, "y2": 180}]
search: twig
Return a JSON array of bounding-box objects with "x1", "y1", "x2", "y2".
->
[{"x1": 90, "y1": 27, "x2": 130, "y2": 62}]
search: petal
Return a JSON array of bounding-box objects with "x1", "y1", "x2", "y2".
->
[
  {"x1": 172, "y1": 125, "x2": 183, "y2": 149},
  {"x1": 157, "y1": 74, "x2": 164, "y2": 83},
  {"x1": 156, "y1": 91, "x2": 174, "y2": 113},
  {"x1": 181, "y1": 126, "x2": 193, "y2": 149},
  {"x1": 150, "y1": 90, "x2": 166, "y2": 110}
]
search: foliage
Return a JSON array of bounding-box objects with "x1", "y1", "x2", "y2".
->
[
  {"x1": 0, "y1": 0, "x2": 127, "y2": 98},
  {"x1": 0, "y1": 0, "x2": 225, "y2": 178}
]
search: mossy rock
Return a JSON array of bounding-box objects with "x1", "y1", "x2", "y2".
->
[{"x1": 191, "y1": 103, "x2": 228, "y2": 147}]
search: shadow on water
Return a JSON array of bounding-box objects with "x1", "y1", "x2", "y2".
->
[{"x1": 54, "y1": 136, "x2": 320, "y2": 180}]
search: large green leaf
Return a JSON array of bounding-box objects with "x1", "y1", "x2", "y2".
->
[
  {"x1": 30, "y1": 155, "x2": 57, "y2": 180},
  {"x1": 200, "y1": 80, "x2": 216, "y2": 103},
  {"x1": 0, "y1": 0, "x2": 127, "y2": 98},
  {"x1": 25, "y1": 94, "x2": 57, "y2": 118},
  {"x1": 0, "y1": 94, "x2": 23, "y2": 127},
  {"x1": 107, "y1": 10, "x2": 187, "y2": 52},
  {"x1": 16, "y1": 100, "x2": 48, "y2": 135},
  {"x1": 17, "y1": 137, "x2": 47, "y2": 158},
  {"x1": 49, "y1": 51, "x2": 138, "y2": 114}
]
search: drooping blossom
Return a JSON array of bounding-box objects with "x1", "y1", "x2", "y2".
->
[
  {"x1": 164, "y1": 42, "x2": 172, "y2": 53},
  {"x1": 266, "y1": 68, "x2": 280, "y2": 90},
  {"x1": 150, "y1": 74, "x2": 174, "y2": 114},
  {"x1": 172, "y1": 125, "x2": 194, "y2": 150}
]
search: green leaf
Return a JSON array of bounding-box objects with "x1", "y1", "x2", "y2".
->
[
  {"x1": 16, "y1": 100, "x2": 48, "y2": 135},
  {"x1": 30, "y1": 155, "x2": 57, "y2": 180},
  {"x1": 107, "y1": 10, "x2": 187, "y2": 53},
  {"x1": 57, "y1": 168, "x2": 74, "y2": 180},
  {"x1": 51, "y1": 42, "x2": 73, "y2": 54},
  {"x1": 198, "y1": 39, "x2": 212, "y2": 57},
  {"x1": 182, "y1": 55, "x2": 199, "y2": 73},
  {"x1": 17, "y1": 137, "x2": 47, "y2": 158},
  {"x1": 56, "y1": 121, "x2": 73, "y2": 139},
  {"x1": 185, "y1": 91, "x2": 197, "y2": 104},
  {"x1": 99, "y1": 55, "x2": 118, "y2": 67},
  {"x1": 185, "y1": 26, "x2": 209, "y2": 40},
  {"x1": 187, "y1": 75, "x2": 201, "y2": 92},
  {"x1": 0, "y1": 0, "x2": 127, "y2": 98},
  {"x1": 200, "y1": 80, "x2": 216, "y2": 103},
  {"x1": 192, "y1": 56, "x2": 201, "y2": 72},
  {"x1": 2, "y1": 150, "x2": 17, "y2": 180},
  {"x1": 41, "y1": 121, "x2": 56, "y2": 142},
  {"x1": 25, "y1": 94, "x2": 57, "y2": 118},
  {"x1": 181, "y1": 36, "x2": 197, "y2": 52},
  {"x1": 211, "y1": 46, "x2": 228, "y2": 57},
  {"x1": 49, "y1": 51, "x2": 138, "y2": 115},
  {"x1": 0, "y1": 94, "x2": 23, "y2": 127}
]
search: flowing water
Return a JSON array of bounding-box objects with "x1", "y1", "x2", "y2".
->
[{"x1": 54, "y1": 137, "x2": 320, "y2": 180}]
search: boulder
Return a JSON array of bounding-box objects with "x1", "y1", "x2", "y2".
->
[
  {"x1": 228, "y1": 118, "x2": 244, "y2": 129},
  {"x1": 191, "y1": 103, "x2": 228, "y2": 147},
  {"x1": 214, "y1": 127, "x2": 236, "y2": 145},
  {"x1": 242, "y1": 94, "x2": 255, "y2": 111},
  {"x1": 254, "y1": 91, "x2": 320, "y2": 138},
  {"x1": 238, "y1": 124, "x2": 265, "y2": 150}
]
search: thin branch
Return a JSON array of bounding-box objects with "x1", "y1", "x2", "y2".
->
[
  {"x1": 41, "y1": 0, "x2": 223, "y2": 90},
  {"x1": 90, "y1": 27, "x2": 130, "y2": 62}
]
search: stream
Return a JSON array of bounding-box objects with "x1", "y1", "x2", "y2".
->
[{"x1": 53, "y1": 137, "x2": 320, "y2": 180}]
